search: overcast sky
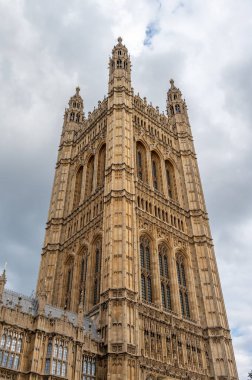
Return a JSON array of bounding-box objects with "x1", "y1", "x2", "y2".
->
[{"x1": 0, "y1": 0, "x2": 251, "y2": 377}]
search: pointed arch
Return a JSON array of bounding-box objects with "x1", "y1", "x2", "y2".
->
[
  {"x1": 73, "y1": 166, "x2": 83, "y2": 209},
  {"x1": 165, "y1": 160, "x2": 177, "y2": 200},
  {"x1": 97, "y1": 144, "x2": 106, "y2": 188},
  {"x1": 151, "y1": 151, "x2": 163, "y2": 192},
  {"x1": 136, "y1": 141, "x2": 148, "y2": 184},
  {"x1": 85, "y1": 155, "x2": 94, "y2": 198}
]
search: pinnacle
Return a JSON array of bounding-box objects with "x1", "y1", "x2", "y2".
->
[{"x1": 117, "y1": 36, "x2": 123, "y2": 44}]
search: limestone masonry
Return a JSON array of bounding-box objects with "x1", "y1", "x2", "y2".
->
[{"x1": 0, "y1": 37, "x2": 238, "y2": 380}]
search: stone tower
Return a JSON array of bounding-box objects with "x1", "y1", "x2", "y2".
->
[{"x1": 35, "y1": 37, "x2": 238, "y2": 379}]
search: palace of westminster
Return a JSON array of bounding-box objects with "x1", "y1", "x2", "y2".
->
[{"x1": 0, "y1": 38, "x2": 238, "y2": 379}]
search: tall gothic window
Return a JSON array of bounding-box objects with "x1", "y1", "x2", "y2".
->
[
  {"x1": 97, "y1": 144, "x2": 106, "y2": 188},
  {"x1": 79, "y1": 247, "x2": 88, "y2": 306},
  {"x1": 82, "y1": 355, "x2": 96, "y2": 379},
  {"x1": 165, "y1": 160, "x2": 177, "y2": 200},
  {"x1": 151, "y1": 151, "x2": 163, "y2": 192},
  {"x1": 64, "y1": 257, "x2": 74, "y2": 310},
  {"x1": 140, "y1": 236, "x2": 152, "y2": 303},
  {"x1": 158, "y1": 244, "x2": 172, "y2": 310},
  {"x1": 93, "y1": 239, "x2": 102, "y2": 305},
  {"x1": 73, "y1": 166, "x2": 83, "y2": 209},
  {"x1": 136, "y1": 142, "x2": 148, "y2": 183},
  {"x1": 85, "y1": 156, "x2": 94, "y2": 198},
  {"x1": 176, "y1": 254, "x2": 190, "y2": 318},
  {"x1": 45, "y1": 339, "x2": 68, "y2": 377},
  {"x1": 0, "y1": 330, "x2": 22, "y2": 370}
]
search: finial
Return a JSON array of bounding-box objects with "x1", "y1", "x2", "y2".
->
[
  {"x1": 76, "y1": 86, "x2": 80, "y2": 96},
  {"x1": 117, "y1": 36, "x2": 123, "y2": 44},
  {"x1": 170, "y1": 79, "x2": 175, "y2": 88}
]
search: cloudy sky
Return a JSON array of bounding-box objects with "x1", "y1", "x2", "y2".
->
[{"x1": 0, "y1": 0, "x2": 251, "y2": 377}]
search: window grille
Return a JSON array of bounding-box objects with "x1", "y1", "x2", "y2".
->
[
  {"x1": 159, "y1": 244, "x2": 172, "y2": 310},
  {"x1": 44, "y1": 339, "x2": 68, "y2": 377}
]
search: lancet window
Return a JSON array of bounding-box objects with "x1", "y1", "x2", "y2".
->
[
  {"x1": 97, "y1": 144, "x2": 106, "y2": 188},
  {"x1": 0, "y1": 330, "x2": 22, "y2": 370},
  {"x1": 73, "y1": 166, "x2": 83, "y2": 209},
  {"x1": 93, "y1": 239, "x2": 102, "y2": 305},
  {"x1": 136, "y1": 142, "x2": 148, "y2": 183},
  {"x1": 176, "y1": 254, "x2": 190, "y2": 318},
  {"x1": 158, "y1": 244, "x2": 172, "y2": 310},
  {"x1": 82, "y1": 355, "x2": 96, "y2": 379},
  {"x1": 44, "y1": 339, "x2": 68, "y2": 377},
  {"x1": 165, "y1": 160, "x2": 177, "y2": 200},
  {"x1": 151, "y1": 151, "x2": 163, "y2": 192},
  {"x1": 140, "y1": 236, "x2": 152, "y2": 303},
  {"x1": 64, "y1": 257, "x2": 74, "y2": 309},
  {"x1": 79, "y1": 247, "x2": 88, "y2": 306},
  {"x1": 85, "y1": 156, "x2": 94, "y2": 198}
]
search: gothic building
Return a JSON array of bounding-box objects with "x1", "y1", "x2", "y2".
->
[{"x1": 0, "y1": 37, "x2": 238, "y2": 380}]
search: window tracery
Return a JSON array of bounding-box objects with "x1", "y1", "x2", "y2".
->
[
  {"x1": 82, "y1": 355, "x2": 96, "y2": 379},
  {"x1": 0, "y1": 330, "x2": 22, "y2": 370},
  {"x1": 44, "y1": 339, "x2": 68, "y2": 377},
  {"x1": 136, "y1": 142, "x2": 148, "y2": 183},
  {"x1": 158, "y1": 244, "x2": 172, "y2": 310},
  {"x1": 176, "y1": 254, "x2": 190, "y2": 318},
  {"x1": 64, "y1": 257, "x2": 74, "y2": 309},
  {"x1": 79, "y1": 247, "x2": 88, "y2": 306},
  {"x1": 151, "y1": 151, "x2": 163, "y2": 192},
  {"x1": 73, "y1": 166, "x2": 83, "y2": 209},
  {"x1": 93, "y1": 239, "x2": 102, "y2": 305},
  {"x1": 140, "y1": 236, "x2": 152, "y2": 303},
  {"x1": 97, "y1": 144, "x2": 106, "y2": 188},
  {"x1": 85, "y1": 156, "x2": 94, "y2": 198},
  {"x1": 165, "y1": 160, "x2": 177, "y2": 200}
]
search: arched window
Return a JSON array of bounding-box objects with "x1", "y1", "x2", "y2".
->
[
  {"x1": 82, "y1": 355, "x2": 96, "y2": 379},
  {"x1": 165, "y1": 160, "x2": 177, "y2": 200},
  {"x1": 169, "y1": 106, "x2": 174, "y2": 115},
  {"x1": 76, "y1": 113, "x2": 80, "y2": 123},
  {"x1": 93, "y1": 239, "x2": 102, "y2": 305},
  {"x1": 70, "y1": 112, "x2": 75, "y2": 121},
  {"x1": 140, "y1": 236, "x2": 152, "y2": 303},
  {"x1": 176, "y1": 254, "x2": 190, "y2": 318},
  {"x1": 97, "y1": 144, "x2": 106, "y2": 188},
  {"x1": 117, "y1": 59, "x2": 122, "y2": 68},
  {"x1": 151, "y1": 151, "x2": 163, "y2": 192},
  {"x1": 85, "y1": 156, "x2": 94, "y2": 198},
  {"x1": 175, "y1": 104, "x2": 181, "y2": 113},
  {"x1": 73, "y1": 166, "x2": 83, "y2": 209},
  {"x1": 79, "y1": 247, "x2": 88, "y2": 306},
  {"x1": 136, "y1": 142, "x2": 148, "y2": 183},
  {"x1": 64, "y1": 258, "x2": 74, "y2": 310},
  {"x1": 158, "y1": 244, "x2": 172, "y2": 310}
]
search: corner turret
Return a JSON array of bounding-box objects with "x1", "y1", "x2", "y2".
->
[
  {"x1": 167, "y1": 79, "x2": 188, "y2": 118},
  {"x1": 64, "y1": 86, "x2": 84, "y2": 125},
  {"x1": 108, "y1": 37, "x2": 131, "y2": 92}
]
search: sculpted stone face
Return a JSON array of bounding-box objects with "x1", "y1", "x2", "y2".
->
[{"x1": 0, "y1": 38, "x2": 238, "y2": 380}]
